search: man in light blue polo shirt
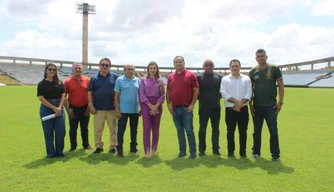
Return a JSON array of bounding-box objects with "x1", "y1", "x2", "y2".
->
[{"x1": 114, "y1": 64, "x2": 141, "y2": 157}]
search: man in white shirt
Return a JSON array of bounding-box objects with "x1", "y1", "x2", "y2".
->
[{"x1": 220, "y1": 59, "x2": 252, "y2": 158}]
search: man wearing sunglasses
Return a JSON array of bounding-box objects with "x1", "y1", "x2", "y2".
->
[{"x1": 88, "y1": 58, "x2": 119, "y2": 154}]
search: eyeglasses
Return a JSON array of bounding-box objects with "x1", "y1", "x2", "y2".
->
[
  {"x1": 256, "y1": 55, "x2": 266, "y2": 58},
  {"x1": 100, "y1": 63, "x2": 110, "y2": 67},
  {"x1": 47, "y1": 68, "x2": 56, "y2": 72}
]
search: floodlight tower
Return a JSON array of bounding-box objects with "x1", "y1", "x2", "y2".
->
[{"x1": 76, "y1": 3, "x2": 96, "y2": 69}]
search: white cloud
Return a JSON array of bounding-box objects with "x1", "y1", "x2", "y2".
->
[
  {"x1": 0, "y1": 0, "x2": 333, "y2": 68},
  {"x1": 312, "y1": 0, "x2": 334, "y2": 16}
]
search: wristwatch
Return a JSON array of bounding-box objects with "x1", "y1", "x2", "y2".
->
[{"x1": 278, "y1": 101, "x2": 283, "y2": 105}]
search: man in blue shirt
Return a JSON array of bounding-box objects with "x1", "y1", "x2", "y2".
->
[
  {"x1": 88, "y1": 58, "x2": 119, "y2": 154},
  {"x1": 114, "y1": 64, "x2": 141, "y2": 157}
]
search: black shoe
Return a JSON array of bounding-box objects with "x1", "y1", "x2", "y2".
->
[
  {"x1": 56, "y1": 153, "x2": 65, "y2": 157},
  {"x1": 213, "y1": 151, "x2": 221, "y2": 156},
  {"x1": 240, "y1": 154, "x2": 247, "y2": 158},
  {"x1": 189, "y1": 153, "x2": 197, "y2": 159},
  {"x1": 84, "y1": 146, "x2": 93, "y2": 150},
  {"x1": 130, "y1": 149, "x2": 139, "y2": 154},
  {"x1": 93, "y1": 148, "x2": 103, "y2": 154},
  {"x1": 117, "y1": 152, "x2": 124, "y2": 157},
  {"x1": 271, "y1": 157, "x2": 280, "y2": 162},
  {"x1": 175, "y1": 152, "x2": 186, "y2": 158},
  {"x1": 199, "y1": 152, "x2": 206, "y2": 157},
  {"x1": 227, "y1": 153, "x2": 235, "y2": 158},
  {"x1": 69, "y1": 147, "x2": 76, "y2": 152},
  {"x1": 109, "y1": 149, "x2": 116, "y2": 154}
]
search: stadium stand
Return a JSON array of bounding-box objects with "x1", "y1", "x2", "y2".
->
[
  {"x1": 282, "y1": 71, "x2": 333, "y2": 86},
  {"x1": 0, "y1": 62, "x2": 333, "y2": 87},
  {"x1": 0, "y1": 70, "x2": 21, "y2": 85},
  {"x1": 0, "y1": 64, "x2": 67, "y2": 84}
]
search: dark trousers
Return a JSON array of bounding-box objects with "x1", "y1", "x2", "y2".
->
[
  {"x1": 68, "y1": 105, "x2": 90, "y2": 149},
  {"x1": 252, "y1": 106, "x2": 280, "y2": 158},
  {"x1": 198, "y1": 108, "x2": 220, "y2": 153},
  {"x1": 40, "y1": 102, "x2": 65, "y2": 158},
  {"x1": 225, "y1": 106, "x2": 249, "y2": 156},
  {"x1": 117, "y1": 113, "x2": 139, "y2": 152}
]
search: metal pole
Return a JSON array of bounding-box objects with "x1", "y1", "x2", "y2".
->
[{"x1": 82, "y1": 4, "x2": 89, "y2": 69}]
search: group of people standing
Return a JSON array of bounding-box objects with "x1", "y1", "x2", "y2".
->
[{"x1": 37, "y1": 49, "x2": 284, "y2": 162}]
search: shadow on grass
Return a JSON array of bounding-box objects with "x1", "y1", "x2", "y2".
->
[
  {"x1": 108, "y1": 152, "x2": 140, "y2": 165},
  {"x1": 253, "y1": 157, "x2": 294, "y2": 175},
  {"x1": 23, "y1": 156, "x2": 70, "y2": 169},
  {"x1": 221, "y1": 157, "x2": 253, "y2": 170},
  {"x1": 78, "y1": 151, "x2": 140, "y2": 165},
  {"x1": 164, "y1": 157, "x2": 200, "y2": 170},
  {"x1": 197, "y1": 155, "x2": 224, "y2": 168},
  {"x1": 136, "y1": 155, "x2": 163, "y2": 168}
]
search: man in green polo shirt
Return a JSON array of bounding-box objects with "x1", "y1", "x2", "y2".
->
[{"x1": 249, "y1": 49, "x2": 284, "y2": 161}]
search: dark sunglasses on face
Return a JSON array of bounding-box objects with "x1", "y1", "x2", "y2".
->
[
  {"x1": 47, "y1": 68, "x2": 56, "y2": 72},
  {"x1": 100, "y1": 63, "x2": 110, "y2": 67}
]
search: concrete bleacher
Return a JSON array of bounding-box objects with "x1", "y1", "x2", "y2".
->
[
  {"x1": 0, "y1": 63, "x2": 333, "y2": 87},
  {"x1": 58, "y1": 68, "x2": 126, "y2": 76},
  {"x1": 310, "y1": 78, "x2": 334, "y2": 87},
  {"x1": 282, "y1": 71, "x2": 333, "y2": 86},
  {"x1": 58, "y1": 68, "x2": 99, "y2": 74},
  {"x1": 0, "y1": 64, "x2": 67, "y2": 84}
]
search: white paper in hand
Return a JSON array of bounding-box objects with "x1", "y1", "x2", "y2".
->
[{"x1": 42, "y1": 114, "x2": 56, "y2": 121}]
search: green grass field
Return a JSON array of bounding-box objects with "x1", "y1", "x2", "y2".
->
[{"x1": 1, "y1": 86, "x2": 333, "y2": 192}]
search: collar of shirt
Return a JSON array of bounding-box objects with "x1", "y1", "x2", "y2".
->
[
  {"x1": 71, "y1": 75, "x2": 83, "y2": 81},
  {"x1": 98, "y1": 72, "x2": 111, "y2": 77},
  {"x1": 227, "y1": 73, "x2": 244, "y2": 79},
  {"x1": 124, "y1": 75, "x2": 136, "y2": 81},
  {"x1": 175, "y1": 68, "x2": 187, "y2": 75}
]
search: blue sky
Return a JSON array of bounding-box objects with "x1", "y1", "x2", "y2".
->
[{"x1": 1, "y1": 0, "x2": 334, "y2": 68}]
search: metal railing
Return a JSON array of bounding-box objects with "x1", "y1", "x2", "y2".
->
[{"x1": 0, "y1": 55, "x2": 333, "y2": 73}]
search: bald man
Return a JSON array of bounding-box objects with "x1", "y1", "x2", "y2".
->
[
  {"x1": 196, "y1": 59, "x2": 223, "y2": 156},
  {"x1": 114, "y1": 64, "x2": 141, "y2": 157}
]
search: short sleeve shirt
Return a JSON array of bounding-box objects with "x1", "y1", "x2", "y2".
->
[
  {"x1": 64, "y1": 75, "x2": 90, "y2": 107},
  {"x1": 88, "y1": 72, "x2": 118, "y2": 110},
  {"x1": 114, "y1": 75, "x2": 141, "y2": 113},
  {"x1": 249, "y1": 64, "x2": 282, "y2": 106},
  {"x1": 167, "y1": 69, "x2": 199, "y2": 107},
  {"x1": 37, "y1": 79, "x2": 64, "y2": 99},
  {"x1": 196, "y1": 72, "x2": 222, "y2": 110}
]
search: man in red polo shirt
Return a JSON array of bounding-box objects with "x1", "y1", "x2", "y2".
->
[
  {"x1": 166, "y1": 56, "x2": 199, "y2": 159},
  {"x1": 64, "y1": 63, "x2": 92, "y2": 151}
]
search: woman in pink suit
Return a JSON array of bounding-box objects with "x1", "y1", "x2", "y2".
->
[{"x1": 139, "y1": 61, "x2": 165, "y2": 158}]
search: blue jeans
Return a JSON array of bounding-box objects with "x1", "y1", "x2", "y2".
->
[
  {"x1": 172, "y1": 107, "x2": 197, "y2": 155},
  {"x1": 40, "y1": 101, "x2": 66, "y2": 158},
  {"x1": 252, "y1": 106, "x2": 280, "y2": 158}
]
